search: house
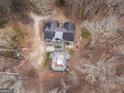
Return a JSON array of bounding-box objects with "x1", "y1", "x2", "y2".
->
[
  {"x1": 44, "y1": 20, "x2": 75, "y2": 71},
  {"x1": 44, "y1": 20, "x2": 75, "y2": 51}
]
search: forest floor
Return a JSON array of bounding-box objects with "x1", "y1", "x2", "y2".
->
[
  {"x1": 0, "y1": 7, "x2": 104, "y2": 93},
  {"x1": 0, "y1": 3, "x2": 124, "y2": 93},
  {"x1": 19, "y1": 7, "x2": 86, "y2": 93},
  {"x1": 9, "y1": 7, "x2": 70, "y2": 93}
]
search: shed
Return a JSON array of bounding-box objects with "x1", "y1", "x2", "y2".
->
[{"x1": 51, "y1": 51, "x2": 68, "y2": 71}]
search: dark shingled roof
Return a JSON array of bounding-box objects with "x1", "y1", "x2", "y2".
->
[
  {"x1": 63, "y1": 22, "x2": 75, "y2": 32},
  {"x1": 44, "y1": 21, "x2": 75, "y2": 42},
  {"x1": 45, "y1": 21, "x2": 59, "y2": 29},
  {"x1": 63, "y1": 32, "x2": 74, "y2": 41},
  {"x1": 44, "y1": 31, "x2": 55, "y2": 39}
]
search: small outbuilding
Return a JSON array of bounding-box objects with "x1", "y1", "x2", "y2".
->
[{"x1": 51, "y1": 51, "x2": 70, "y2": 71}]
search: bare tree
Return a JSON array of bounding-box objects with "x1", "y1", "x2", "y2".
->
[
  {"x1": 82, "y1": 16, "x2": 119, "y2": 47},
  {"x1": 61, "y1": 79, "x2": 72, "y2": 93},
  {"x1": 30, "y1": 0, "x2": 55, "y2": 16},
  {"x1": 0, "y1": 72, "x2": 23, "y2": 93},
  {"x1": 48, "y1": 87, "x2": 62, "y2": 93},
  {"x1": 10, "y1": 0, "x2": 33, "y2": 16},
  {"x1": 81, "y1": 54, "x2": 124, "y2": 93},
  {"x1": 62, "y1": 0, "x2": 124, "y2": 21}
]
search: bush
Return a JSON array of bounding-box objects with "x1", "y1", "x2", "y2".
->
[
  {"x1": 43, "y1": 52, "x2": 51, "y2": 67},
  {"x1": 68, "y1": 48, "x2": 75, "y2": 55},
  {"x1": 10, "y1": 0, "x2": 32, "y2": 16},
  {"x1": 24, "y1": 68, "x2": 37, "y2": 77},
  {"x1": 47, "y1": 52, "x2": 51, "y2": 59},
  {"x1": 79, "y1": 9, "x2": 84, "y2": 17},
  {"x1": 57, "y1": 0, "x2": 66, "y2": 6},
  {"x1": 0, "y1": 5, "x2": 7, "y2": 28},
  {"x1": 81, "y1": 31, "x2": 91, "y2": 39},
  {"x1": 10, "y1": 27, "x2": 23, "y2": 48}
]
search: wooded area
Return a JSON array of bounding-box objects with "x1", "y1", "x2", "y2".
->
[{"x1": 0, "y1": 0, "x2": 124, "y2": 93}]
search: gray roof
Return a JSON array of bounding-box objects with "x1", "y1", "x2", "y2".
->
[
  {"x1": 45, "y1": 20, "x2": 59, "y2": 29},
  {"x1": 63, "y1": 32, "x2": 74, "y2": 41},
  {"x1": 44, "y1": 31, "x2": 55, "y2": 39},
  {"x1": 51, "y1": 51, "x2": 67, "y2": 71},
  {"x1": 54, "y1": 32, "x2": 63, "y2": 40},
  {"x1": 44, "y1": 20, "x2": 75, "y2": 42},
  {"x1": 63, "y1": 22, "x2": 75, "y2": 32}
]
